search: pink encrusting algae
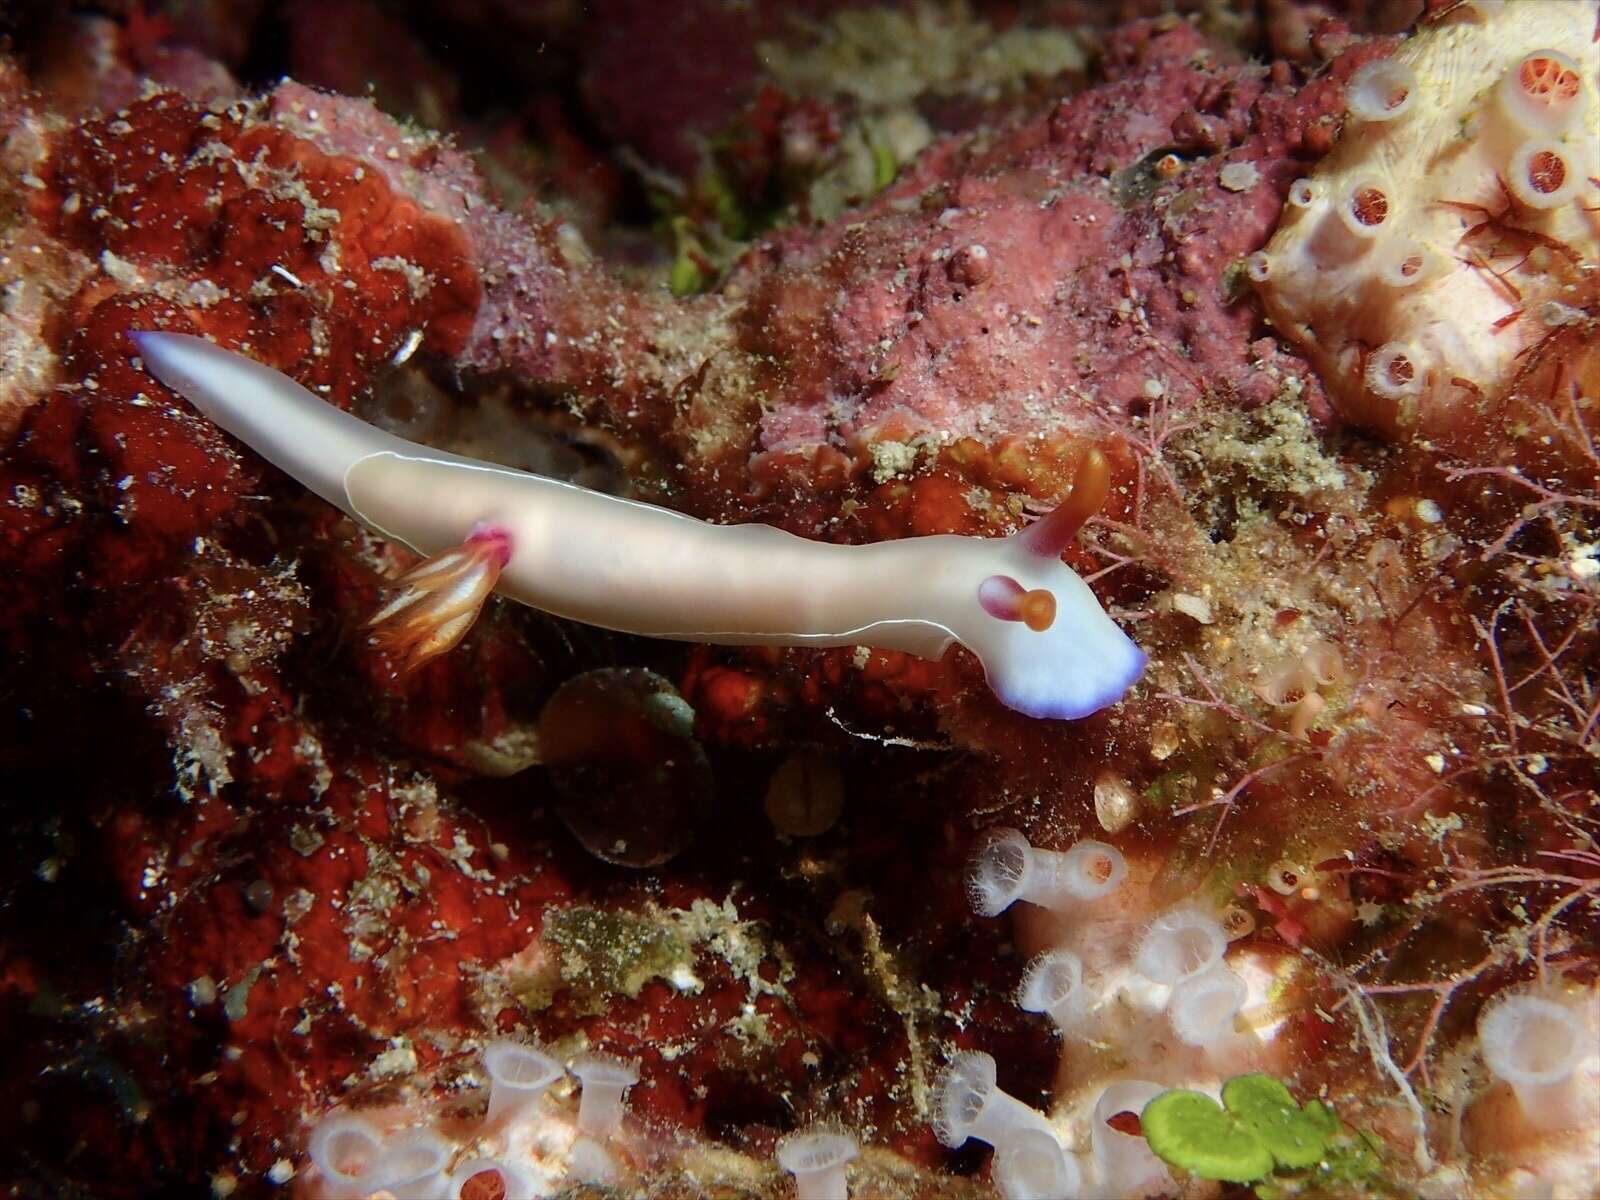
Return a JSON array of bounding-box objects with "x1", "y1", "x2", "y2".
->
[{"x1": 0, "y1": 1, "x2": 1597, "y2": 1198}]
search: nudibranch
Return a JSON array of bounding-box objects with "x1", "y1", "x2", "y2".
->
[{"x1": 130, "y1": 333, "x2": 1145, "y2": 720}]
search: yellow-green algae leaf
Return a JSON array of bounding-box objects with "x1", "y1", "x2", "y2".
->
[
  {"x1": 1141, "y1": 1090, "x2": 1275, "y2": 1183},
  {"x1": 1143, "y1": 1075, "x2": 1337, "y2": 1182},
  {"x1": 1222, "y1": 1074, "x2": 1332, "y2": 1170}
]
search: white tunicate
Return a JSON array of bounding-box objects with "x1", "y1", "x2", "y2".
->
[
  {"x1": 572, "y1": 1052, "x2": 641, "y2": 1140},
  {"x1": 1300, "y1": 640, "x2": 1344, "y2": 687},
  {"x1": 1091, "y1": 1081, "x2": 1174, "y2": 1198},
  {"x1": 1312, "y1": 177, "x2": 1390, "y2": 264},
  {"x1": 1479, "y1": 991, "x2": 1592, "y2": 1129},
  {"x1": 932, "y1": 1051, "x2": 1055, "y2": 1150},
  {"x1": 1365, "y1": 342, "x2": 1426, "y2": 400},
  {"x1": 1347, "y1": 59, "x2": 1418, "y2": 122},
  {"x1": 305, "y1": 1112, "x2": 383, "y2": 1200},
  {"x1": 448, "y1": 1157, "x2": 536, "y2": 1200},
  {"x1": 483, "y1": 1040, "x2": 564, "y2": 1128},
  {"x1": 965, "y1": 828, "x2": 1128, "y2": 917},
  {"x1": 777, "y1": 1128, "x2": 860, "y2": 1200},
  {"x1": 368, "y1": 1128, "x2": 452, "y2": 1196},
  {"x1": 1505, "y1": 140, "x2": 1584, "y2": 210},
  {"x1": 1334, "y1": 177, "x2": 1391, "y2": 239},
  {"x1": 992, "y1": 1127, "x2": 1081, "y2": 1200},
  {"x1": 1495, "y1": 50, "x2": 1584, "y2": 135},
  {"x1": 1287, "y1": 178, "x2": 1321, "y2": 209},
  {"x1": 1017, "y1": 950, "x2": 1093, "y2": 1033},
  {"x1": 1059, "y1": 840, "x2": 1128, "y2": 901},
  {"x1": 1168, "y1": 965, "x2": 1249, "y2": 1047},
  {"x1": 1376, "y1": 242, "x2": 1443, "y2": 289},
  {"x1": 966, "y1": 828, "x2": 1038, "y2": 916},
  {"x1": 1133, "y1": 909, "x2": 1228, "y2": 986}
]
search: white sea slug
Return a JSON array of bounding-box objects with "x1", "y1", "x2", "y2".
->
[{"x1": 131, "y1": 333, "x2": 1145, "y2": 721}]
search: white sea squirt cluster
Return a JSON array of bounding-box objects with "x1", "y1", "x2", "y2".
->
[
  {"x1": 951, "y1": 828, "x2": 1305, "y2": 1199},
  {"x1": 131, "y1": 332, "x2": 1145, "y2": 721},
  {"x1": 303, "y1": 1040, "x2": 638, "y2": 1199}
]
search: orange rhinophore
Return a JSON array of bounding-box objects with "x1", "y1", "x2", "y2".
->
[{"x1": 1014, "y1": 447, "x2": 1111, "y2": 559}]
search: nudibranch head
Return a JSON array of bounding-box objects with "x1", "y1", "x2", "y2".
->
[
  {"x1": 962, "y1": 562, "x2": 1145, "y2": 720},
  {"x1": 953, "y1": 449, "x2": 1145, "y2": 720}
]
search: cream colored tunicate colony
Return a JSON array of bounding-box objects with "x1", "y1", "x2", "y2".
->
[{"x1": 1251, "y1": 0, "x2": 1600, "y2": 437}]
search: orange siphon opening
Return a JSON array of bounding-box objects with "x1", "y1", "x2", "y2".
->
[
  {"x1": 1527, "y1": 149, "x2": 1566, "y2": 194},
  {"x1": 1518, "y1": 56, "x2": 1581, "y2": 104},
  {"x1": 1351, "y1": 186, "x2": 1388, "y2": 226},
  {"x1": 459, "y1": 1171, "x2": 508, "y2": 1200},
  {"x1": 1105, "y1": 1111, "x2": 1143, "y2": 1136}
]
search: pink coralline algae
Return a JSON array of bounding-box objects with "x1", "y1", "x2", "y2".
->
[{"x1": 1, "y1": 2, "x2": 1598, "y2": 1199}]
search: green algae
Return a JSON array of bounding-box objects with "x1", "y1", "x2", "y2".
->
[
  {"x1": 1142, "y1": 1075, "x2": 1390, "y2": 1195},
  {"x1": 1143, "y1": 1074, "x2": 1336, "y2": 1183}
]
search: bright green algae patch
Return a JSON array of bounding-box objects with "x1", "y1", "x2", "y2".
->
[
  {"x1": 1223, "y1": 1074, "x2": 1338, "y2": 1170},
  {"x1": 1141, "y1": 1089, "x2": 1275, "y2": 1182},
  {"x1": 1141, "y1": 1074, "x2": 1340, "y2": 1183}
]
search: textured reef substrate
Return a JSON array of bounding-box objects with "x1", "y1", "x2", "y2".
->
[{"x1": 0, "y1": 1, "x2": 1596, "y2": 1197}]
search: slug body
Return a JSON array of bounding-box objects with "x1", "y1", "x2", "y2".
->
[{"x1": 131, "y1": 333, "x2": 1144, "y2": 719}]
